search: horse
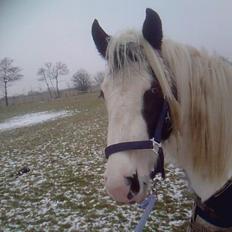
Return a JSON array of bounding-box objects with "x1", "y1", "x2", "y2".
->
[{"x1": 91, "y1": 8, "x2": 232, "y2": 231}]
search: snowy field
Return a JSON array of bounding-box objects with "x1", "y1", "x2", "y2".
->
[{"x1": 0, "y1": 93, "x2": 193, "y2": 231}]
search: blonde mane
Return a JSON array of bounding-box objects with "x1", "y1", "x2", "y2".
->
[
  {"x1": 107, "y1": 30, "x2": 232, "y2": 183},
  {"x1": 164, "y1": 40, "x2": 232, "y2": 180},
  {"x1": 147, "y1": 38, "x2": 232, "y2": 182}
]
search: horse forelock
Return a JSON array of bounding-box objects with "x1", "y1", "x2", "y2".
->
[{"x1": 106, "y1": 31, "x2": 149, "y2": 75}]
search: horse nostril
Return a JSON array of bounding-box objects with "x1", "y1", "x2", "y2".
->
[
  {"x1": 127, "y1": 192, "x2": 133, "y2": 200},
  {"x1": 125, "y1": 171, "x2": 140, "y2": 197}
]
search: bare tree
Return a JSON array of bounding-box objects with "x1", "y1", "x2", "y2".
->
[
  {"x1": 0, "y1": 57, "x2": 23, "y2": 106},
  {"x1": 44, "y1": 62, "x2": 56, "y2": 93},
  {"x1": 72, "y1": 69, "x2": 91, "y2": 92},
  {"x1": 37, "y1": 67, "x2": 53, "y2": 98},
  {"x1": 94, "y1": 71, "x2": 105, "y2": 87},
  {"x1": 38, "y1": 62, "x2": 69, "y2": 98},
  {"x1": 52, "y1": 62, "x2": 69, "y2": 98}
]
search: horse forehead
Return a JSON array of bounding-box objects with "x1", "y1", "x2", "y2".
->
[{"x1": 102, "y1": 69, "x2": 153, "y2": 96}]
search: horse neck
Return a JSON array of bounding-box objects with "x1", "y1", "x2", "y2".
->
[{"x1": 161, "y1": 40, "x2": 232, "y2": 201}]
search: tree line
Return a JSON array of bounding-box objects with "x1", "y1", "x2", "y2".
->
[{"x1": 0, "y1": 57, "x2": 105, "y2": 106}]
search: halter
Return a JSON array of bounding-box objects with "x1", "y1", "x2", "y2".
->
[{"x1": 104, "y1": 100, "x2": 170, "y2": 179}]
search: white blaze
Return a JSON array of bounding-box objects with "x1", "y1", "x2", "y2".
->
[{"x1": 102, "y1": 65, "x2": 156, "y2": 203}]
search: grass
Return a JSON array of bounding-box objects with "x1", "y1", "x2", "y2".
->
[
  {"x1": 0, "y1": 92, "x2": 98, "y2": 122},
  {"x1": 0, "y1": 92, "x2": 193, "y2": 231}
]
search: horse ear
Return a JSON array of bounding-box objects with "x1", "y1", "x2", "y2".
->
[
  {"x1": 142, "y1": 8, "x2": 163, "y2": 50},
  {"x1": 92, "y1": 19, "x2": 110, "y2": 58}
]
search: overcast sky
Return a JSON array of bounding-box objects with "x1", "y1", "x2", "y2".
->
[{"x1": 0, "y1": 0, "x2": 232, "y2": 96}]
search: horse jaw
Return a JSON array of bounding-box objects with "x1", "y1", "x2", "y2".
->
[{"x1": 102, "y1": 66, "x2": 156, "y2": 203}]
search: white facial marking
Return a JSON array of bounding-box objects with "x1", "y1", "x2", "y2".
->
[{"x1": 102, "y1": 65, "x2": 157, "y2": 203}]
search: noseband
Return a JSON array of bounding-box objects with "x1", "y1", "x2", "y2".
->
[{"x1": 105, "y1": 100, "x2": 170, "y2": 179}]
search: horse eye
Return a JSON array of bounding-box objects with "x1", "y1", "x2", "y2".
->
[{"x1": 151, "y1": 88, "x2": 156, "y2": 94}]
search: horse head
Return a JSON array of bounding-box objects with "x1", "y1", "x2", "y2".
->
[{"x1": 91, "y1": 9, "x2": 172, "y2": 203}]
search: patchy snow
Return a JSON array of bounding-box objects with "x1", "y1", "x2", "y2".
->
[
  {"x1": 0, "y1": 99, "x2": 193, "y2": 231},
  {"x1": 0, "y1": 111, "x2": 72, "y2": 132}
]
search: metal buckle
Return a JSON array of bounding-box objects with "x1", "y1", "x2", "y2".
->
[{"x1": 150, "y1": 138, "x2": 161, "y2": 154}]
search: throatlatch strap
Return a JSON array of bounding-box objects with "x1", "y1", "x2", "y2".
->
[
  {"x1": 149, "y1": 100, "x2": 169, "y2": 179},
  {"x1": 150, "y1": 147, "x2": 165, "y2": 179},
  {"x1": 153, "y1": 100, "x2": 169, "y2": 143}
]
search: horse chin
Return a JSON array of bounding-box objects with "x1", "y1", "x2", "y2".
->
[
  {"x1": 131, "y1": 191, "x2": 148, "y2": 204},
  {"x1": 107, "y1": 187, "x2": 148, "y2": 204}
]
